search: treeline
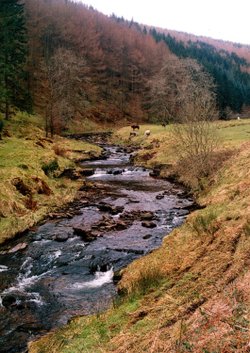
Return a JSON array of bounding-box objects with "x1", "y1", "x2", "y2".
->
[
  {"x1": 149, "y1": 29, "x2": 250, "y2": 117},
  {"x1": 1, "y1": 0, "x2": 250, "y2": 134}
]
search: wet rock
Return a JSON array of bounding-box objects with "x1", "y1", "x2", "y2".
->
[
  {"x1": 98, "y1": 203, "x2": 124, "y2": 215},
  {"x1": 115, "y1": 147, "x2": 123, "y2": 153},
  {"x1": 100, "y1": 150, "x2": 110, "y2": 159},
  {"x1": 127, "y1": 199, "x2": 140, "y2": 204},
  {"x1": 112, "y1": 169, "x2": 123, "y2": 175},
  {"x1": 140, "y1": 212, "x2": 154, "y2": 221},
  {"x1": 80, "y1": 169, "x2": 95, "y2": 177},
  {"x1": 59, "y1": 168, "x2": 81, "y2": 180},
  {"x1": 114, "y1": 220, "x2": 127, "y2": 230},
  {"x1": 73, "y1": 227, "x2": 96, "y2": 242},
  {"x1": 149, "y1": 168, "x2": 161, "y2": 178},
  {"x1": 8, "y1": 243, "x2": 28, "y2": 253},
  {"x1": 54, "y1": 233, "x2": 69, "y2": 242},
  {"x1": 143, "y1": 234, "x2": 152, "y2": 239},
  {"x1": 2, "y1": 294, "x2": 16, "y2": 308},
  {"x1": 141, "y1": 221, "x2": 157, "y2": 228}
]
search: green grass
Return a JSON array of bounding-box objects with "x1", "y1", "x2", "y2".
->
[
  {"x1": 29, "y1": 295, "x2": 141, "y2": 353},
  {"x1": 217, "y1": 119, "x2": 250, "y2": 145},
  {"x1": 0, "y1": 112, "x2": 102, "y2": 243}
]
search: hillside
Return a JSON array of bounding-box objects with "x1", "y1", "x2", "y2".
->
[
  {"x1": 1, "y1": 0, "x2": 250, "y2": 132},
  {"x1": 26, "y1": 0, "x2": 250, "y2": 123},
  {"x1": 153, "y1": 27, "x2": 250, "y2": 64}
]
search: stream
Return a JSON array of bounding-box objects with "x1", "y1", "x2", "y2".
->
[{"x1": 0, "y1": 138, "x2": 194, "y2": 353}]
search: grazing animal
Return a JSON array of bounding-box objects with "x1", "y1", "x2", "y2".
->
[
  {"x1": 144, "y1": 129, "x2": 151, "y2": 137},
  {"x1": 162, "y1": 123, "x2": 166, "y2": 128},
  {"x1": 129, "y1": 131, "x2": 138, "y2": 138},
  {"x1": 237, "y1": 116, "x2": 241, "y2": 120},
  {"x1": 131, "y1": 124, "x2": 140, "y2": 130}
]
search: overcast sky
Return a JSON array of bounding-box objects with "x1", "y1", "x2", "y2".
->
[{"x1": 79, "y1": 0, "x2": 250, "y2": 45}]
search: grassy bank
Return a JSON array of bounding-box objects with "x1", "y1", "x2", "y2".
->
[
  {"x1": 29, "y1": 119, "x2": 250, "y2": 353},
  {"x1": 0, "y1": 112, "x2": 101, "y2": 244}
]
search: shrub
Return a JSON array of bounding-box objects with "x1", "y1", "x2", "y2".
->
[
  {"x1": 42, "y1": 159, "x2": 59, "y2": 176},
  {"x1": 174, "y1": 149, "x2": 233, "y2": 192},
  {"x1": 53, "y1": 144, "x2": 68, "y2": 157},
  {"x1": 130, "y1": 267, "x2": 165, "y2": 295},
  {"x1": 243, "y1": 220, "x2": 250, "y2": 237},
  {"x1": 192, "y1": 209, "x2": 220, "y2": 236}
]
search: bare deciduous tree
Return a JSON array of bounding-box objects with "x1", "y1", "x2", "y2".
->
[
  {"x1": 171, "y1": 60, "x2": 219, "y2": 190},
  {"x1": 150, "y1": 56, "x2": 219, "y2": 189},
  {"x1": 149, "y1": 56, "x2": 185, "y2": 123},
  {"x1": 40, "y1": 47, "x2": 92, "y2": 136}
]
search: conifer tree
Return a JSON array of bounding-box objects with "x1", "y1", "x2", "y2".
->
[{"x1": 0, "y1": 0, "x2": 30, "y2": 119}]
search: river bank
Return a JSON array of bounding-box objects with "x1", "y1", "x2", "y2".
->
[
  {"x1": 29, "y1": 122, "x2": 250, "y2": 353},
  {"x1": 0, "y1": 113, "x2": 102, "y2": 244}
]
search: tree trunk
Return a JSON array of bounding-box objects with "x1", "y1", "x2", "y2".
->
[{"x1": 5, "y1": 100, "x2": 10, "y2": 120}]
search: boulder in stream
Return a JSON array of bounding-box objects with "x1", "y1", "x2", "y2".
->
[
  {"x1": 73, "y1": 227, "x2": 97, "y2": 242},
  {"x1": 140, "y1": 211, "x2": 155, "y2": 221},
  {"x1": 98, "y1": 203, "x2": 124, "y2": 215},
  {"x1": 80, "y1": 168, "x2": 95, "y2": 177},
  {"x1": 8, "y1": 242, "x2": 28, "y2": 253},
  {"x1": 141, "y1": 221, "x2": 157, "y2": 228},
  {"x1": 54, "y1": 233, "x2": 69, "y2": 242}
]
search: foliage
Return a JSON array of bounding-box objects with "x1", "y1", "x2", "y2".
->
[
  {"x1": 150, "y1": 30, "x2": 250, "y2": 117},
  {"x1": 0, "y1": 0, "x2": 31, "y2": 118},
  {"x1": 192, "y1": 208, "x2": 220, "y2": 236},
  {"x1": 41, "y1": 159, "x2": 59, "y2": 176}
]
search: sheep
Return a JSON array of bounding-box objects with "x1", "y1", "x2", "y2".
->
[
  {"x1": 237, "y1": 116, "x2": 241, "y2": 120},
  {"x1": 131, "y1": 124, "x2": 140, "y2": 130},
  {"x1": 129, "y1": 131, "x2": 138, "y2": 138},
  {"x1": 144, "y1": 129, "x2": 151, "y2": 137}
]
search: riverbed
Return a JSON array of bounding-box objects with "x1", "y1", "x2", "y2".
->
[{"x1": 0, "y1": 140, "x2": 193, "y2": 353}]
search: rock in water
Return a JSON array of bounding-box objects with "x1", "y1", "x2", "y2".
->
[{"x1": 8, "y1": 242, "x2": 28, "y2": 253}]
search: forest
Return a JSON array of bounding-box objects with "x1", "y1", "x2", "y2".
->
[{"x1": 1, "y1": 0, "x2": 250, "y2": 133}]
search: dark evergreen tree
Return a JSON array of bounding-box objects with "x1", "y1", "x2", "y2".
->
[
  {"x1": 0, "y1": 0, "x2": 31, "y2": 119},
  {"x1": 150, "y1": 30, "x2": 250, "y2": 117}
]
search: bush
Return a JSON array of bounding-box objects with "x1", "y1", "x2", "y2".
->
[
  {"x1": 53, "y1": 144, "x2": 68, "y2": 157},
  {"x1": 42, "y1": 159, "x2": 59, "y2": 176},
  {"x1": 174, "y1": 149, "x2": 233, "y2": 192},
  {"x1": 192, "y1": 208, "x2": 220, "y2": 236}
]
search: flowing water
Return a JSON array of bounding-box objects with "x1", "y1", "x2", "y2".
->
[{"x1": 0, "y1": 140, "x2": 193, "y2": 353}]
